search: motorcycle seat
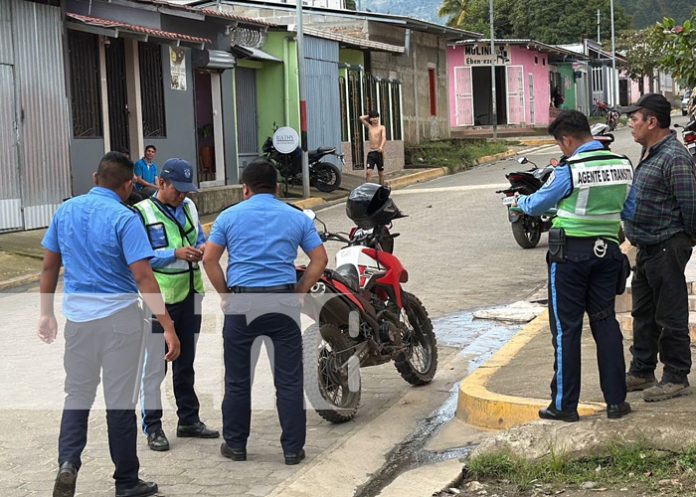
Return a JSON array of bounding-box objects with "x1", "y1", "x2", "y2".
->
[{"x1": 309, "y1": 147, "x2": 336, "y2": 158}]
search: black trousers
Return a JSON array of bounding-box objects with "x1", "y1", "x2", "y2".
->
[
  {"x1": 58, "y1": 303, "x2": 143, "y2": 491},
  {"x1": 222, "y1": 298, "x2": 304, "y2": 455},
  {"x1": 141, "y1": 292, "x2": 202, "y2": 435},
  {"x1": 547, "y1": 239, "x2": 626, "y2": 412},
  {"x1": 629, "y1": 232, "x2": 692, "y2": 383}
]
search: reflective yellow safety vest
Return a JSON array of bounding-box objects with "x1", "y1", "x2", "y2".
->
[
  {"x1": 135, "y1": 197, "x2": 204, "y2": 304},
  {"x1": 553, "y1": 150, "x2": 633, "y2": 243}
]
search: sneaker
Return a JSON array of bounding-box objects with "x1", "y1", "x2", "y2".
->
[
  {"x1": 643, "y1": 381, "x2": 691, "y2": 402},
  {"x1": 625, "y1": 373, "x2": 657, "y2": 392}
]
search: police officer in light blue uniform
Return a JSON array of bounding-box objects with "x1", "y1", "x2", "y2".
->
[
  {"x1": 202, "y1": 158, "x2": 328, "y2": 465},
  {"x1": 515, "y1": 111, "x2": 633, "y2": 422},
  {"x1": 38, "y1": 152, "x2": 180, "y2": 497}
]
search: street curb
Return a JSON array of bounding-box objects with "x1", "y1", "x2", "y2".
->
[
  {"x1": 385, "y1": 167, "x2": 448, "y2": 190},
  {"x1": 474, "y1": 150, "x2": 517, "y2": 165},
  {"x1": 516, "y1": 138, "x2": 556, "y2": 147},
  {"x1": 455, "y1": 311, "x2": 604, "y2": 430},
  {"x1": 0, "y1": 274, "x2": 43, "y2": 291}
]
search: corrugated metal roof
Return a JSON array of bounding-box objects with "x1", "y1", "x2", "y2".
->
[
  {"x1": 65, "y1": 13, "x2": 212, "y2": 44},
  {"x1": 129, "y1": 0, "x2": 276, "y2": 27},
  {"x1": 191, "y1": 0, "x2": 482, "y2": 39},
  {"x1": 299, "y1": 26, "x2": 404, "y2": 53},
  {"x1": 197, "y1": 7, "x2": 278, "y2": 26}
]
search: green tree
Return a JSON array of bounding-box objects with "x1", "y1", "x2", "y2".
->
[
  {"x1": 617, "y1": 28, "x2": 661, "y2": 93},
  {"x1": 438, "y1": 0, "x2": 631, "y2": 44},
  {"x1": 648, "y1": 15, "x2": 696, "y2": 88}
]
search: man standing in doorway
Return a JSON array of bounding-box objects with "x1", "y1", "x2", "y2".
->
[
  {"x1": 621, "y1": 93, "x2": 696, "y2": 402},
  {"x1": 135, "y1": 158, "x2": 219, "y2": 452},
  {"x1": 360, "y1": 111, "x2": 387, "y2": 185},
  {"x1": 134, "y1": 145, "x2": 159, "y2": 198}
]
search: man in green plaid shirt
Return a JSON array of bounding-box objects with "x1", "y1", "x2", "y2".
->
[{"x1": 621, "y1": 93, "x2": 696, "y2": 402}]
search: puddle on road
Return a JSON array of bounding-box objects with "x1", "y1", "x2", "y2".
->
[{"x1": 353, "y1": 310, "x2": 523, "y2": 497}]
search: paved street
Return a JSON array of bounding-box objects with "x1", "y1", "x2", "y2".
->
[{"x1": 0, "y1": 120, "x2": 672, "y2": 496}]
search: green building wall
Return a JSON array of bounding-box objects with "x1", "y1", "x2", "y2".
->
[
  {"x1": 254, "y1": 32, "x2": 301, "y2": 151},
  {"x1": 557, "y1": 63, "x2": 577, "y2": 111}
]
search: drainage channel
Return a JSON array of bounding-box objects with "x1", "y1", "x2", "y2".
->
[
  {"x1": 352, "y1": 389, "x2": 471, "y2": 497},
  {"x1": 353, "y1": 309, "x2": 525, "y2": 497}
]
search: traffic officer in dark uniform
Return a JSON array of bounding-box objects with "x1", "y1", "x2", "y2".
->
[
  {"x1": 202, "y1": 158, "x2": 328, "y2": 464},
  {"x1": 514, "y1": 111, "x2": 634, "y2": 421},
  {"x1": 135, "y1": 159, "x2": 219, "y2": 452},
  {"x1": 38, "y1": 152, "x2": 180, "y2": 497}
]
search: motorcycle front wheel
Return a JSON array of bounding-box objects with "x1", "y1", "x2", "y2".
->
[
  {"x1": 311, "y1": 162, "x2": 342, "y2": 193},
  {"x1": 303, "y1": 323, "x2": 361, "y2": 423},
  {"x1": 394, "y1": 292, "x2": 438, "y2": 385},
  {"x1": 511, "y1": 216, "x2": 542, "y2": 248}
]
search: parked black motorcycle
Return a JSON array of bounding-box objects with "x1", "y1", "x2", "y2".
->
[
  {"x1": 262, "y1": 137, "x2": 343, "y2": 193},
  {"x1": 675, "y1": 118, "x2": 696, "y2": 159},
  {"x1": 497, "y1": 157, "x2": 557, "y2": 248},
  {"x1": 497, "y1": 126, "x2": 616, "y2": 249}
]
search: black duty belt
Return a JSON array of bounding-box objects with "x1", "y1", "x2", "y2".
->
[{"x1": 228, "y1": 284, "x2": 296, "y2": 294}]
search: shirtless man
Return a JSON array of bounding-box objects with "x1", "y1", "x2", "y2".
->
[{"x1": 360, "y1": 110, "x2": 387, "y2": 185}]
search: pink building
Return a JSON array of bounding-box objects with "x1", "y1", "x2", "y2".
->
[{"x1": 447, "y1": 40, "x2": 582, "y2": 130}]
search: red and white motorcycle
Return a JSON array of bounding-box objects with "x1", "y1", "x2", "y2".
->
[{"x1": 298, "y1": 184, "x2": 438, "y2": 423}]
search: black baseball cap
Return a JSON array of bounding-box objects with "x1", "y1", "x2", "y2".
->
[
  {"x1": 160, "y1": 158, "x2": 198, "y2": 193},
  {"x1": 621, "y1": 93, "x2": 671, "y2": 122}
]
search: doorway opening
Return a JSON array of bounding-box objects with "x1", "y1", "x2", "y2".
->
[
  {"x1": 194, "y1": 70, "x2": 216, "y2": 183},
  {"x1": 104, "y1": 37, "x2": 129, "y2": 154},
  {"x1": 471, "y1": 66, "x2": 507, "y2": 125}
]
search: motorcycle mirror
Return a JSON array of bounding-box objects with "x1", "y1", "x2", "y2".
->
[
  {"x1": 303, "y1": 209, "x2": 316, "y2": 221},
  {"x1": 675, "y1": 123, "x2": 683, "y2": 129},
  {"x1": 517, "y1": 157, "x2": 529, "y2": 165}
]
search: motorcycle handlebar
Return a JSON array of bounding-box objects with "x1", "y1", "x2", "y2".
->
[{"x1": 320, "y1": 232, "x2": 351, "y2": 244}]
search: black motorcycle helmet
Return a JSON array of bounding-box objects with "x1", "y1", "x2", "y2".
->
[{"x1": 346, "y1": 183, "x2": 405, "y2": 229}]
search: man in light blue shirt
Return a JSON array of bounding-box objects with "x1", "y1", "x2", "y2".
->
[
  {"x1": 38, "y1": 152, "x2": 180, "y2": 497},
  {"x1": 203, "y1": 158, "x2": 327, "y2": 465}
]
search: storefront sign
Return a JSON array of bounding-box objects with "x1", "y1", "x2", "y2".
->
[
  {"x1": 464, "y1": 44, "x2": 510, "y2": 66},
  {"x1": 169, "y1": 47, "x2": 187, "y2": 91},
  {"x1": 272, "y1": 127, "x2": 300, "y2": 154}
]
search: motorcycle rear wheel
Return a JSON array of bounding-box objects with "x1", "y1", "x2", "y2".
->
[
  {"x1": 311, "y1": 162, "x2": 342, "y2": 193},
  {"x1": 511, "y1": 217, "x2": 542, "y2": 249},
  {"x1": 303, "y1": 323, "x2": 361, "y2": 423},
  {"x1": 394, "y1": 292, "x2": 438, "y2": 385}
]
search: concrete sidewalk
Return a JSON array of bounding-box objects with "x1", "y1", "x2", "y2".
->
[{"x1": 452, "y1": 253, "x2": 696, "y2": 460}]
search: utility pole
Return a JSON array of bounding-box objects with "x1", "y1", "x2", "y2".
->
[
  {"x1": 610, "y1": 0, "x2": 618, "y2": 107},
  {"x1": 296, "y1": 0, "x2": 310, "y2": 198},
  {"x1": 597, "y1": 9, "x2": 601, "y2": 44},
  {"x1": 490, "y1": 0, "x2": 497, "y2": 139}
]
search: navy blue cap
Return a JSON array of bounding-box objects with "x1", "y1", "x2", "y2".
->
[{"x1": 160, "y1": 158, "x2": 197, "y2": 193}]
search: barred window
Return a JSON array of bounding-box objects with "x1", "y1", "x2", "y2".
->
[
  {"x1": 339, "y1": 75, "x2": 348, "y2": 141},
  {"x1": 362, "y1": 75, "x2": 403, "y2": 141},
  {"x1": 68, "y1": 31, "x2": 102, "y2": 138},
  {"x1": 139, "y1": 43, "x2": 166, "y2": 137}
]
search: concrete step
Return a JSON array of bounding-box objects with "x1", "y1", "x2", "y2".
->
[{"x1": 617, "y1": 311, "x2": 696, "y2": 342}]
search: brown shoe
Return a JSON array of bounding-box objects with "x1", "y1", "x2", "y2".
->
[
  {"x1": 643, "y1": 382, "x2": 691, "y2": 402},
  {"x1": 625, "y1": 373, "x2": 657, "y2": 392}
]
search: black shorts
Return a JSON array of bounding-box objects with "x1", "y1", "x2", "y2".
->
[{"x1": 366, "y1": 150, "x2": 384, "y2": 171}]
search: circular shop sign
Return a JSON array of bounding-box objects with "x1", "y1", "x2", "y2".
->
[{"x1": 272, "y1": 127, "x2": 300, "y2": 154}]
